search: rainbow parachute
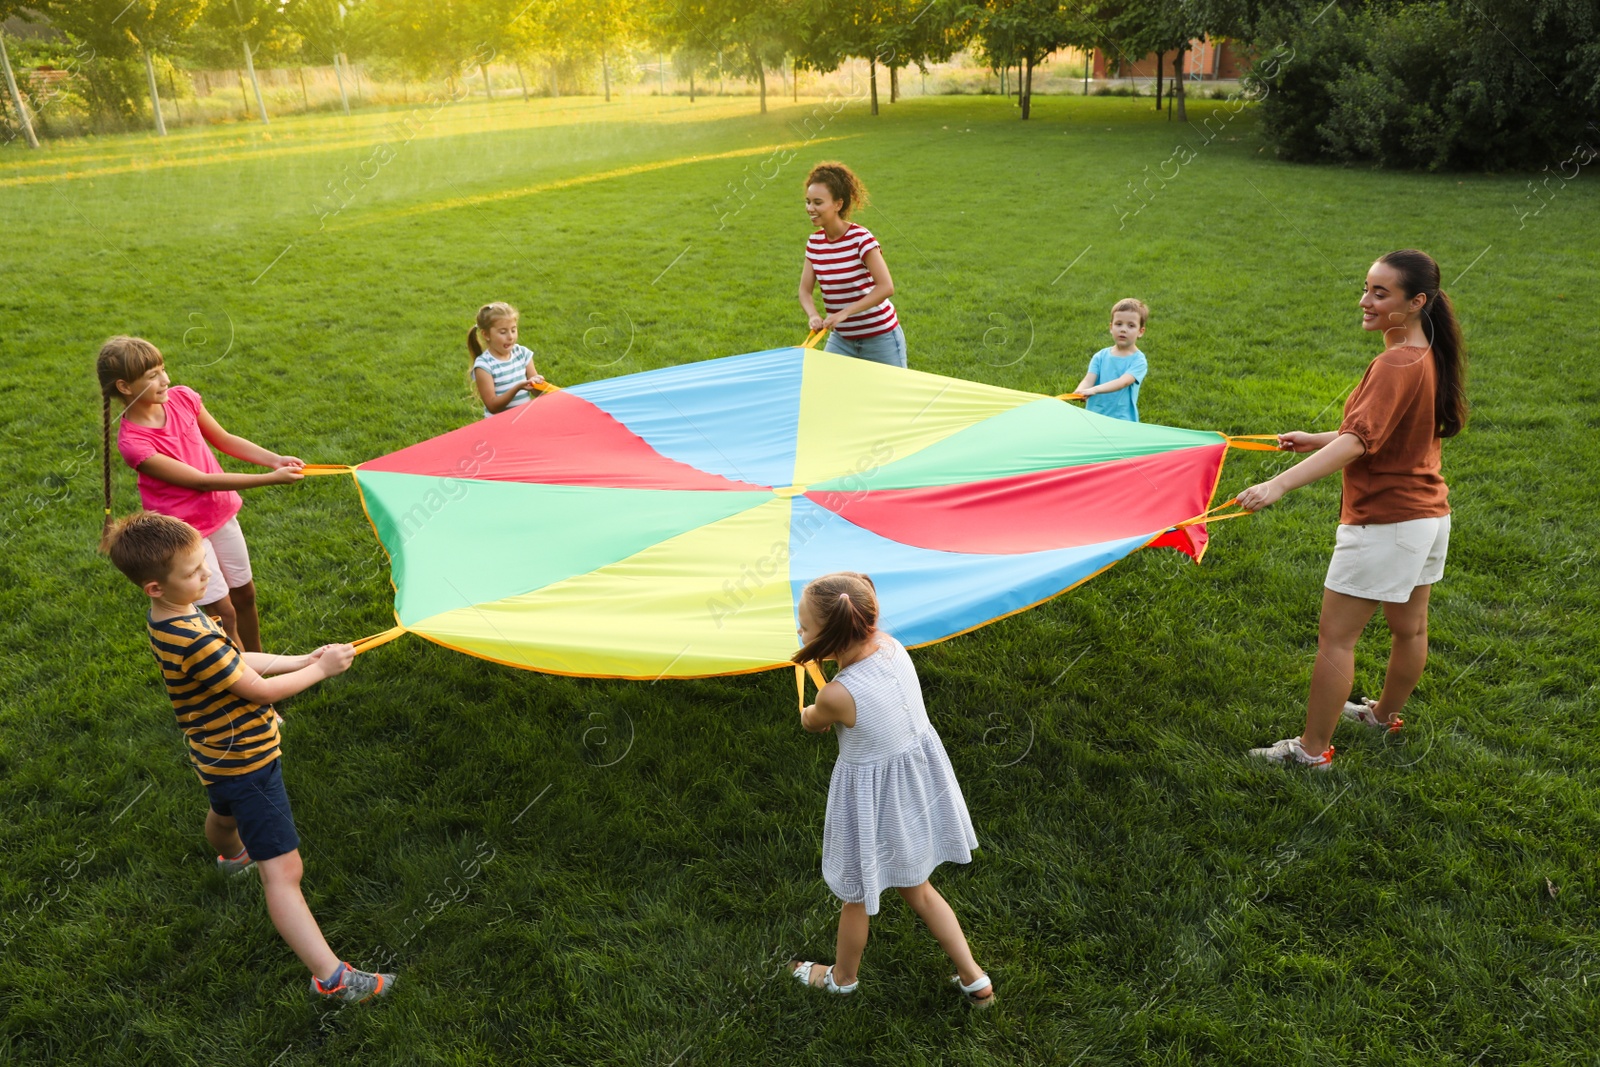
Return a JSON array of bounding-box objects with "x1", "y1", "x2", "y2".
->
[{"x1": 336, "y1": 346, "x2": 1247, "y2": 678}]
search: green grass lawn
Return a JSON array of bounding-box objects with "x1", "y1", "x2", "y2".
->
[{"x1": 2, "y1": 90, "x2": 1599, "y2": 1065}]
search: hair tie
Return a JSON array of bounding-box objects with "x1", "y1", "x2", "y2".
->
[{"x1": 839, "y1": 592, "x2": 850, "y2": 602}]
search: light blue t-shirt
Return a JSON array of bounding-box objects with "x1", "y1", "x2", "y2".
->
[{"x1": 1084, "y1": 347, "x2": 1148, "y2": 422}]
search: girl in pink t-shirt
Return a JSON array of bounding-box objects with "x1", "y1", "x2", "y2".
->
[{"x1": 98, "y1": 336, "x2": 304, "y2": 652}]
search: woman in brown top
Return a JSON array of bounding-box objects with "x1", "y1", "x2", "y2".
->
[{"x1": 1237, "y1": 249, "x2": 1468, "y2": 769}]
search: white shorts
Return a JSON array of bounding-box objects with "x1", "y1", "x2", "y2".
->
[
  {"x1": 200, "y1": 517, "x2": 254, "y2": 605},
  {"x1": 1324, "y1": 515, "x2": 1450, "y2": 603}
]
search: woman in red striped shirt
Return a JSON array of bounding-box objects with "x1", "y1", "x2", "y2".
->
[{"x1": 799, "y1": 162, "x2": 906, "y2": 368}]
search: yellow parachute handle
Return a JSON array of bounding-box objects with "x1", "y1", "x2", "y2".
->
[
  {"x1": 794, "y1": 660, "x2": 828, "y2": 711},
  {"x1": 1175, "y1": 498, "x2": 1256, "y2": 527},
  {"x1": 1226, "y1": 435, "x2": 1283, "y2": 451},
  {"x1": 801, "y1": 330, "x2": 829, "y2": 350},
  {"x1": 351, "y1": 625, "x2": 407, "y2": 655}
]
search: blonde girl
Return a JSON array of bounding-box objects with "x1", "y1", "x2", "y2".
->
[
  {"x1": 98, "y1": 336, "x2": 303, "y2": 652},
  {"x1": 469, "y1": 302, "x2": 544, "y2": 418},
  {"x1": 787, "y1": 572, "x2": 991, "y2": 1007}
]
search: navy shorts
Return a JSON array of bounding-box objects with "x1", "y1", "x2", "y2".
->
[{"x1": 205, "y1": 759, "x2": 300, "y2": 863}]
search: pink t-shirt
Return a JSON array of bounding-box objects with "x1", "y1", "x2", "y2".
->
[{"x1": 117, "y1": 386, "x2": 243, "y2": 537}]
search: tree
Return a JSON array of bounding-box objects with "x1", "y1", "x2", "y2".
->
[
  {"x1": 1249, "y1": 0, "x2": 1600, "y2": 170},
  {"x1": 872, "y1": 0, "x2": 974, "y2": 106},
  {"x1": 294, "y1": 0, "x2": 387, "y2": 113},
  {"x1": 640, "y1": 0, "x2": 717, "y2": 102},
  {"x1": 656, "y1": 0, "x2": 795, "y2": 113},
  {"x1": 0, "y1": 1, "x2": 39, "y2": 147},
  {"x1": 44, "y1": 0, "x2": 206, "y2": 136},
  {"x1": 201, "y1": 0, "x2": 281, "y2": 123},
  {"x1": 975, "y1": 0, "x2": 1077, "y2": 119}
]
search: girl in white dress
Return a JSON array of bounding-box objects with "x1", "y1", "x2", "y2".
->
[{"x1": 787, "y1": 572, "x2": 992, "y2": 1007}]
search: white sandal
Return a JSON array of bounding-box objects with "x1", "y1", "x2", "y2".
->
[
  {"x1": 790, "y1": 960, "x2": 857, "y2": 995},
  {"x1": 951, "y1": 971, "x2": 995, "y2": 1008}
]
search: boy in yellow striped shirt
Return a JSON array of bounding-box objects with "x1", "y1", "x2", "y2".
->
[{"x1": 103, "y1": 511, "x2": 395, "y2": 1004}]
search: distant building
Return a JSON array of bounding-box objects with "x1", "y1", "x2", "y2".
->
[{"x1": 1093, "y1": 40, "x2": 1247, "y2": 81}]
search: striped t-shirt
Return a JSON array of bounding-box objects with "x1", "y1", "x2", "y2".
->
[
  {"x1": 473, "y1": 344, "x2": 537, "y2": 418},
  {"x1": 148, "y1": 612, "x2": 281, "y2": 785},
  {"x1": 805, "y1": 224, "x2": 898, "y2": 340}
]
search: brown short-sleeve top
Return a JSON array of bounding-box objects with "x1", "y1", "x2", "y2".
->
[{"x1": 1337, "y1": 346, "x2": 1451, "y2": 525}]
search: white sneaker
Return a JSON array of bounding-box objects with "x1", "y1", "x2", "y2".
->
[
  {"x1": 1248, "y1": 736, "x2": 1334, "y2": 770},
  {"x1": 1341, "y1": 698, "x2": 1403, "y2": 733}
]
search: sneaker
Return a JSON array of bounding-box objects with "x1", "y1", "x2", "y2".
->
[
  {"x1": 311, "y1": 963, "x2": 395, "y2": 1004},
  {"x1": 1342, "y1": 698, "x2": 1403, "y2": 733},
  {"x1": 216, "y1": 849, "x2": 254, "y2": 875},
  {"x1": 1248, "y1": 737, "x2": 1334, "y2": 770}
]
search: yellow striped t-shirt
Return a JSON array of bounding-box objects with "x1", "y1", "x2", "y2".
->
[{"x1": 147, "y1": 612, "x2": 281, "y2": 785}]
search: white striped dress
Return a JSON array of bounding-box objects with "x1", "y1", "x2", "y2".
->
[
  {"x1": 473, "y1": 344, "x2": 536, "y2": 418},
  {"x1": 804, "y1": 223, "x2": 899, "y2": 340},
  {"x1": 822, "y1": 635, "x2": 977, "y2": 915}
]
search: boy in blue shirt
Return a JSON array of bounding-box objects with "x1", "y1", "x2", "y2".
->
[
  {"x1": 1074, "y1": 298, "x2": 1150, "y2": 422},
  {"x1": 102, "y1": 511, "x2": 395, "y2": 1004}
]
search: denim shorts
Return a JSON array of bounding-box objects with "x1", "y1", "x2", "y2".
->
[
  {"x1": 825, "y1": 325, "x2": 907, "y2": 368},
  {"x1": 206, "y1": 759, "x2": 300, "y2": 862}
]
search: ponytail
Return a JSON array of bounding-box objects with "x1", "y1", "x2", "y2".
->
[
  {"x1": 792, "y1": 572, "x2": 878, "y2": 666},
  {"x1": 101, "y1": 392, "x2": 113, "y2": 542},
  {"x1": 1424, "y1": 289, "x2": 1468, "y2": 438},
  {"x1": 94, "y1": 336, "x2": 164, "y2": 541},
  {"x1": 1377, "y1": 249, "x2": 1469, "y2": 439},
  {"x1": 467, "y1": 326, "x2": 484, "y2": 360}
]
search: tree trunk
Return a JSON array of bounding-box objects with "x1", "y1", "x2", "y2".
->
[
  {"x1": 1083, "y1": 51, "x2": 1089, "y2": 94},
  {"x1": 549, "y1": 64, "x2": 559, "y2": 97},
  {"x1": 717, "y1": 52, "x2": 723, "y2": 95},
  {"x1": 1, "y1": 30, "x2": 38, "y2": 148},
  {"x1": 757, "y1": 59, "x2": 767, "y2": 113},
  {"x1": 792, "y1": 58, "x2": 798, "y2": 102},
  {"x1": 1175, "y1": 45, "x2": 1187, "y2": 122},
  {"x1": 998, "y1": 65, "x2": 1005, "y2": 96},
  {"x1": 1020, "y1": 52, "x2": 1033, "y2": 119},
  {"x1": 1155, "y1": 52, "x2": 1163, "y2": 110},
  {"x1": 689, "y1": 68, "x2": 695, "y2": 103},
  {"x1": 1016, "y1": 63, "x2": 1022, "y2": 104},
  {"x1": 143, "y1": 48, "x2": 167, "y2": 136},
  {"x1": 480, "y1": 62, "x2": 493, "y2": 101},
  {"x1": 297, "y1": 64, "x2": 309, "y2": 111},
  {"x1": 869, "y1": 58, "x2": 878, "y2": 115},
  {"x1": 658, "y1": 53, "x2": 666, "y2": 96},
  {"x1": 240, "y1": 35, "x2": 268, "y2": 123},
  {"x1": 601, "y1": 37, "x2": 610, "y2": 102},
  {"x1": 889, "y1": 64, "x2": 898, "y2": 103},
  {"x1": 332, "y1": 52, "x2": 351, "y2": 115},
  {"x1": 516, "y1": 60, "x2": 529, "y2": 101},
  {"x1": 168, "y1": 68, "x2": 182, "y2": 123}
]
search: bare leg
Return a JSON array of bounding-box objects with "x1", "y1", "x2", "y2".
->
[
  {"x1": 896, "y1": 880, "x2": 987, "y2": 992},
  {"x1": 1370, "y1": 585, "x2": 1431, "y2": 723},
  {"x1": 205, "y1": 809, "x2": 244, "y2": 858},
  {"x1": 229, "y1": 580, "x2": 261, "y2": 653},
  {"x1": 205, "y1": 593, "x2": 241, "y2": 649},
  {"x1": 1301, "y1": 588, "x2": 1381, "y2": 754},
  {"x1": 790, "y1": 901, "x2": 870, "y2": 988},
  {"x1": 256, "y1": 850, "x2": 341, "y2": 980},
  {"x1": 830, "y1": 902, "x2": 869, "y2": 985}
]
